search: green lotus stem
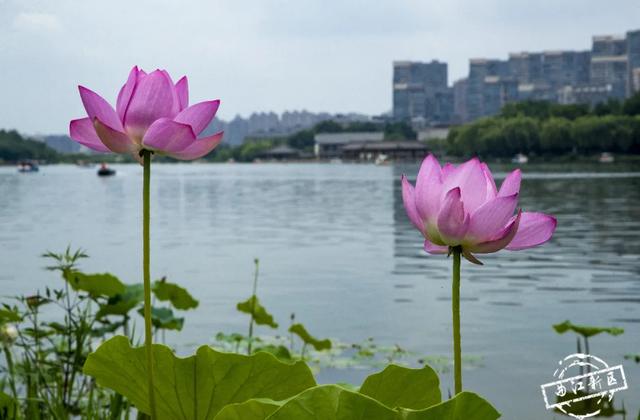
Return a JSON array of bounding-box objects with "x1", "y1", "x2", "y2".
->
[
  {"x1": 247, "y1": 258, "x2": 259, "y2": 355},
  {"x1": 452, "y1": 246, "x2": 462, "y2": 395},
  {"x1": 142, "y1": 150, "x2": 157, "y2": 419}
]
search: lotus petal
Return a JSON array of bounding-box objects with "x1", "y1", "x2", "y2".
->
[
  {"x1": 480, "y1": 162, "x2": 497, "y2": 202},
  {"x1": 93, "y1": 118, "x2": 133, "y2": 154},
  {"x1": 78, "y1": 86, "x2": 124, "y2": 132},
  {"x1": 466, "y1": 193, "x2": 518, "y2": 243},
  {"x1": 69, "y1": 118, "x2": 110, "y2": 152},
  {"x1": 414, "y1": 155, "x2": 443, "y2": 222},
  {"x1": 424, "y1": 239, "x2": 448, "y2": 254},
  {"x1": 167, "y1": 132, "x2": 223, "y2": 160},
  {"x1": 506, "y1": 212, "x2": 557, "y2": 250},
  {"x1": 174, "y1": 100, "x2": 220, "y2": 135},
  {"x1": 175, "y1": 76, "x2": 189, "y2": 110},
  {"x1": 437, "y1": 187, "x2": 469, "y2": 245},
  {"x1": 124, "y1": 70, "x2": 178, "y2": 138},
  {"x1": 116, "y1": 66, "x2": 139, "y2": 121},
  {"x1": 141, "y1": 118, "x2": 196, "y2": 153},
  {"x1": 401, "y1": 175, "x2": 424, "y2": 232},
  {"x1": 442, "y1": 158, "x2": 487, "y2": 213},
  {"x1": 498, "y1": 169, "x2": 521, "y2": 197},
  {"x1": 468, "y1": 211, "x2": 521, "y2": 254},
  {"x1": 160, "y1": 70, "x2": 181, "y2": 116}
]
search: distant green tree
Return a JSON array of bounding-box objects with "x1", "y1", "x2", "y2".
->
[
  {"x1": 500, "y1": 101, "x2": 551, "y2": 119},
  {"x1": 314, "y1": 120, "x2": 343, "y2": 133},
  {"x1": 383, "y1": 122, "x2": 416, "y2": 140},
  {"x1": 593, "y1": 99, "x2": 622, "y2": 116},
  {"x1": 446, "y1": 118, "x2": 498, "y2": 156},
  {"x1": 0, "y1": 130, "x2": 60, "y2": 162},
  {"x1": 622, "y1": 93, "x2": 640, "y2": 116},
  {"x1": 287, "y1": 129, "x2": 315, "y2": 151},
  {"x1": 238, "y1": 140, "x2": 274, "y2": 161},
  {"x1": 502, "y1": 116, "x2": 540, "y2": 154},
  {"x1": 344, "y1": 121, "x2": 380, "y2": 132},
  {"x1": 205, "y1": 145, "x2": 236, "y2": 162},
  {"x1": 550, "y1": 103, "x2": 590, "y2": 120},
  {"x1": 540, "y1": 118, "x2": 573, "y2": 154},
  {"x1": 572, "y1": 116, "x2": 612, "y2": 153}
]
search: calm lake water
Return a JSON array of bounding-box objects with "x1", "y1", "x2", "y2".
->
[{"x1": 0, "y1": 162, "x2": 639, "y2": 419}]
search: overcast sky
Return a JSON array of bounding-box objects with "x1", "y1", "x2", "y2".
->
[{"x1": 1, "y1": 0, "x2": 639, "y2": 134}]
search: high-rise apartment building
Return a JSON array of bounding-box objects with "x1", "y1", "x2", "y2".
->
[
  {"x1": 592, "y1": 35, "x2": 627, "y2": 57},
  {"x1": 626, "y1": 30, "x2": 640, "y2": 95},
  {"x1": 392, "y1": 28, "x2": 639, "y2": 124},
  {"x1": 466, "y1": 59, "x2": 510, "y2": 120},
  {"x1": 508, "y1": 52, "x2": 544, "y2": 84},
  {"x1": 542, "y1": 50, "x2": 591, "y2": 88},
  {"x1": 392, "y1": 60, "x2": 451, "y2": 124},
  {"x1": 452, "y1": 78, "x2": 468, "y2": 123},
  {"x1": 589, "y1": 34, "x2": 629, "y2": 99}
]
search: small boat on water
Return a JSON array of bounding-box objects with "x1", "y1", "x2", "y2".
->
[
  {"x1": 511, "y1": 153, "x2": 529, "y2": 164},
  {"x1": 598, "y1": 152, "x2": 615, "y2": 163},
  {"x1": 17, "y1": 161, "x2": 39, "y2": 172},
  {"x1": 97, "y1": 163, "x2": 116, "y2": 177}
]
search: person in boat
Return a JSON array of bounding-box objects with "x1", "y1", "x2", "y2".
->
[{"x1": 97, "y1": 162, "x2": 116, "y2": 176}]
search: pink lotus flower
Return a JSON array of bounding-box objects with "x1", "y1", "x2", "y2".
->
[
  {"x1": 69, "y1": 66, "x2": 223, "y2": 161},
  {"x1": 402, "y1": 155, "x2": 556, "y2": 264}
]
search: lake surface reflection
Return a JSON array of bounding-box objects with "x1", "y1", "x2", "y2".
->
[{"x1": 0, "y1": 162, "x2": 638, "y2": 419}]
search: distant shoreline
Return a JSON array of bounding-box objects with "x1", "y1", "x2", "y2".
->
[{"x1": 2, "y1": 154, "x2": 639, "y2": 167}]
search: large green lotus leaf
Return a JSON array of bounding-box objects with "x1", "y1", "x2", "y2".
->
[
  {"x1": 83, "y1": 335, "x2": 316, "y2": 420},
  {"x1": 153, "y1": 279, "x2": 199, "y2": 310},
  {"x1": 63, "y1": 271, "x2": 125, "y2": 298},
  {"x1": 253, "y1": 344, "x2": 292, "y2": 361},
  {"x1": 399, "y1": 391, "x2": 500, "y2": 420},
  {"x1": 553, "y1": 320, "x2": 624, "y2": 338},
  {"x1": 237, "y1": 296, "x2": 278, "y2": 328},
  {"x1": 214, "y1": 388, "x2": 499, "y2": 420},
  {"x1": 97, "y1": 284, "x2": 144, "y2": 318},
  {"x1": 137, "y1": 307, "x2": 184, "y2": 331},
  {"x1": 267, "y1": 385, "x2": 397, "y2": 419},
  {"x1": 214, "y1": 398, "x2": 281, "y2": 420},
  {"x1": 359, "y1": 364, "x2": 440, "y2": 410},
  {"x1": 288, "y1": 323, "x2": 331, "y2": 351}
]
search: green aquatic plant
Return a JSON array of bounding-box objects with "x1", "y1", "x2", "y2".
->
[
  {"x1": 236, "y1": 259, "x2": 278, "y2": 354},
  {"x1": 153, "y1": 278, "x2": 199, "y2": 310},
  {"x1": 624, "y1": 353, "x2": 640, "y2": 363},
  {"x1": 288, "y1": 323, "x2": 331, "y2": 358},
  {"x1": 0, "y1": 248, "x2": 126, "y2": 418},
  {"x1": 0, "y1": 248, "x2": 501, "y2": 418},
  {"x1": 0, "y1": 248, "x2": 206, "y2": 419},
  {"x1": 553, "y1": 320, "x2": 624, "y2": 356}
]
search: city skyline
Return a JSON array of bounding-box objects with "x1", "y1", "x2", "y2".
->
[
  {"x1": 394, "y1": 27, "x2": 640, "y2": 125},
  {"x1": 1, "y1": 0, "x2": 639, "y2": 134}
]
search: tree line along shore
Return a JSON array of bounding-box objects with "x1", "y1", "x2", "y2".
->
[{"x1": 2, "y1": 93, "x2": 640, "y2": 164}]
